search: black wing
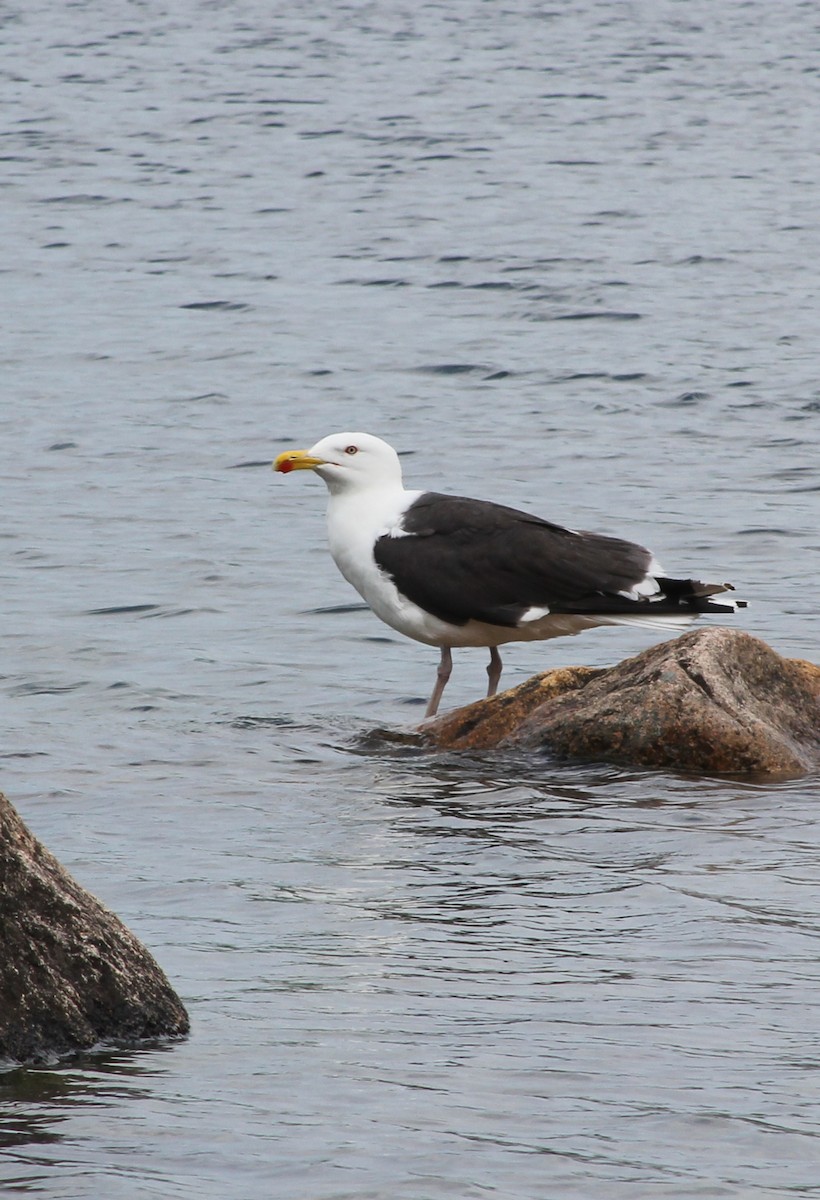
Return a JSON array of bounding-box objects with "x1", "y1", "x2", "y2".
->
[{"x1": 373, "y1": 492, "x2": 655, "y2": 628}]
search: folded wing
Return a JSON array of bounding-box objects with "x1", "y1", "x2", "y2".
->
[{"x1": 373, "y1": 493, "x2": 739, "y2": 629}]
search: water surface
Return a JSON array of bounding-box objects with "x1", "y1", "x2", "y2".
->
[{"x1": 2, "y1": 2, "x2": 819, "y2": 1197}]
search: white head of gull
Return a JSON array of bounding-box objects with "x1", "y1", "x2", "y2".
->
[{"x1": 274, "y1": 432, "x2": 746, "y2": 718}]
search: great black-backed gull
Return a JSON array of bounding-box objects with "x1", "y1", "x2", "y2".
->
[{"x1": 274, "y1": 432, "x2": 746, "y2": 718}]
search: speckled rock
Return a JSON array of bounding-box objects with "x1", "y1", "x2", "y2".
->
[
  {"x1": 422, "y1": 628, "x2": 820, "y2": 778},
  {"x1": 0, "y1": 792, "x2": 189, "y2": 1065}
]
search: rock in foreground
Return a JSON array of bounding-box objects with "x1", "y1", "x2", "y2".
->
[
  {"x1": 0, "y1": 792, "x2": 189, "y2": 1065},
  {"x1": 423, "y1": 629, "x2": 820, "y2": 777}
]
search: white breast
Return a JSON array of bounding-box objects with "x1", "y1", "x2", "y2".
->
[{"x1": 325, "y1": 487, "x2": 454, "y2": 646}]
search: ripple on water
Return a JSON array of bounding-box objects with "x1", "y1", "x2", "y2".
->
[{"x1": 2, "y1": 1, "x2": 820, "y2": 1197}]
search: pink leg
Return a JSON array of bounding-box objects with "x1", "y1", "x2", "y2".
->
[
  {"x1": 486, "y1": 646, "x2": 503, "y2": 697},
  {"x1": 425, "y1": 647, "x2": 453, "y2": 718}
]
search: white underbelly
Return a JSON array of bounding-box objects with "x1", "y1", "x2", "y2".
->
[{"x1": 331, "y1": 539, "x2": 453, "y2": 645}]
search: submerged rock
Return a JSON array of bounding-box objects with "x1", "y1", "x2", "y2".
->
[
  {"x1": 423, "y1": 629, "x2": 820, "y2": 777},
  {"x1": 0, "y1": 792, "x2": 189, "y2": 1065}
]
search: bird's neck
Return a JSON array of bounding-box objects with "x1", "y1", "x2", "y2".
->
[{"x1": 326, "y1": 481, "x2": 409, "y2": 517}]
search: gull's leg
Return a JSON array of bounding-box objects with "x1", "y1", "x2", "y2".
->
[
  {"x1": 486, "y1": 646, "x2": 503, "y2": 697},
  {"x1": 425, "y1": 647, "x2": 453, "y2": 718}
]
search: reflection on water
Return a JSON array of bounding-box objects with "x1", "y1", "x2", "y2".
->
[
  {"x1": 3, "y1": 0, "x2": 820, "y2": 1196},
  {"x1": 0, "y1": 1049, "x2": 168, "y2": 1150}
]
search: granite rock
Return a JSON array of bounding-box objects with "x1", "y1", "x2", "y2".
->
[
  {"x1": 0, "y1": 792, "x2": 189, "y2": 1065},
  {"x1": 423, "y1": 629, "x2": 820, "y2": 777}
]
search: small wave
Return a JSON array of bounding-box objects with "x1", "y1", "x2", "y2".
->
[
  {"x1": 87, "y1": 604, "x2": 160, "y2": 616},
  {"x1": 300, "y1": 603, "x2": 370, "y2": 615},
  {"x1": 179, "y1": 301, "x2": 251, "y2": 311},
  {"x1": 554, "y1": 310, "x2": 642, "y2": 321},
  {"x1": 415, "y1": 363, "x2": 486, "y2": 375}
]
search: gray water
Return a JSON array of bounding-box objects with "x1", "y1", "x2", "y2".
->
[{"x1": 3, "y1": 1, "x2": 820, "y2": 1196}]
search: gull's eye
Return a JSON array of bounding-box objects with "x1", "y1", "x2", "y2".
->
[{"x1": 344, "y1": 445, "x2": 358, "y2": 455}]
